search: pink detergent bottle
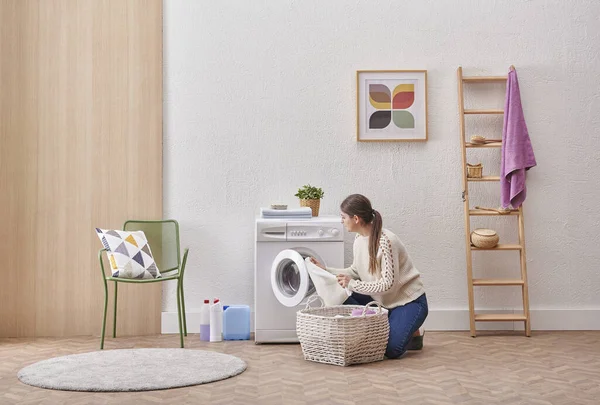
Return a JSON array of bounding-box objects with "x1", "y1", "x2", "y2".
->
[{"x1": 200, "y1": 299, "x2": 210, "y2": 341}]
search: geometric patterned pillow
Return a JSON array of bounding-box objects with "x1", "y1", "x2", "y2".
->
[{"x1": 95, "y1": 228, "x2": 162, "y2": 279}]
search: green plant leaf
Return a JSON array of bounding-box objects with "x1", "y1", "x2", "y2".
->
[{"x1": 294, "y1": 184, "x2": 324, "y2": 199}]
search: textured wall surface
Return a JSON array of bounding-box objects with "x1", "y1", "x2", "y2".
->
[{"x1": 163, "y1": 1, "x2": 600, "y2": 320}]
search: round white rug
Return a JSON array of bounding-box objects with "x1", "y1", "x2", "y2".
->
[{"x1": 17, "y1": 348, "x2": 247, "y2": 392}]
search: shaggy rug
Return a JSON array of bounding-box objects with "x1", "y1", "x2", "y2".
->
[{"x1": 17, "y1": 348, "x2": 247, "y2": 392}]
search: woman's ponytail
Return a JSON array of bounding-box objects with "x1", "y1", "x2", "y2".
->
[{"x1": 368, "y1": 210, "x2": 382, "y2": 275}]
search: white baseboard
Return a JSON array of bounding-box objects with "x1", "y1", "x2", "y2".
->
[
  {"x1": 423, "y1": 309, "x2": 600, "y2": 331},
  {"x1": 161, "y1": 309, "x2": 600, "y2": 334}
]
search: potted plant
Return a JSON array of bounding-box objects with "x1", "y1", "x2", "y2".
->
[{"x1": 294, "y1": 184, "x2": 324, "y2": 217}]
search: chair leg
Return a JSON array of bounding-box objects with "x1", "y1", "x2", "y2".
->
[
  {"x1": 101, "y1": 281, "x2": 109, "y2": 350},
  {"x1": 179, "y1": 278, "x2": 187, "y2": 336},
  {"x1": 176, "y1": 278, "x2": 184, "y2": 348},
  {"x1": 112, "y1": 281, "x2": 118, "y2": 338}
]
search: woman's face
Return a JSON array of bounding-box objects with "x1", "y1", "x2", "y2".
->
[{"x1": 340, "y1": 211, "x2": 359, "y2": 232}]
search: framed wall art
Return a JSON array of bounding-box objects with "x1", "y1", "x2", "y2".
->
[{"x1": 356, "y1": 70, "x2": 428, "y2": 142}]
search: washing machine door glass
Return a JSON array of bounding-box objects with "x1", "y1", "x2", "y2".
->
[{"x1": 270, "y1": 249, "x2": 315, "y2": 307}]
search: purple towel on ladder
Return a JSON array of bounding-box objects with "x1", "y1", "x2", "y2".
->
[{"x1": 500, "y1": 68, "x2": 537, "y2": 208}]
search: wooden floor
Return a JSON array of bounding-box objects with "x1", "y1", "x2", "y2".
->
[{"x1": 1, "y1": 331, "x2": 599, "y2": 404}]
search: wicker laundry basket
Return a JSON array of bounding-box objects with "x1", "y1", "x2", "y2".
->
[{"x1": 296, "y1": 297, "x2": 390, "y2": 366}]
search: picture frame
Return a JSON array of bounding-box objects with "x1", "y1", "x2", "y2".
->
[{"x1": 356, "y1": 70, "x2": 428, "y2": 142}]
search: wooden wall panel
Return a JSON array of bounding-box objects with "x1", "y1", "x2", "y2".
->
[
  {"x1": 120, "y1": 1, "x2": 164, "y2": 333},
  {"x1": 0, "y1": 0, "x2": 163, "y2": 337},
  {"x1": 0, "y1": 0, "x2": 39, "y2": 338}
]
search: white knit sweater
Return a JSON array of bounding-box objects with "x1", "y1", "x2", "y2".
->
[{"x1": 326, "y1": 229, "x2": 425, "y2": 308}]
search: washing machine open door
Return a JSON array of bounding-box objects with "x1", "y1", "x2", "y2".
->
[{"x1": 270, "y1": 249, "x2": 315, "y2": 308}]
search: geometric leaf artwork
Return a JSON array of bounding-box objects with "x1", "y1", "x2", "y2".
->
[
  {"x1": 368, "y1": 84, "x2": 415, "y2": 129},
  {"x1": 357, "y1": 70, "x2": 427, "y2": 141}
]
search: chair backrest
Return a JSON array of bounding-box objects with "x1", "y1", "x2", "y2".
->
[{"x1": 123, "y1": 220, "x2": 181, "y2": 273}]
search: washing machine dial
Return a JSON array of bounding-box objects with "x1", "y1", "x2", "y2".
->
[
  {"x1": 331, "y1": 228, "x2": 340, "y2": 236},
  {"x1": 318, "y1": 229, "x2": 324, "y2": 236}
]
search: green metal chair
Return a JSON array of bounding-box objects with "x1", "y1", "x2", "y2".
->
[{"x1": 98, "y1": 219, "x2": 189, "y2": 349}]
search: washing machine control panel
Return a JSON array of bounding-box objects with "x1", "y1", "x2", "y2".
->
[
  {"x1": 286, "y1": 223, "x2": 344, "y2": 242},
  {"x1": 256, "y1": 217, "x2": 345, "y2": 242}
]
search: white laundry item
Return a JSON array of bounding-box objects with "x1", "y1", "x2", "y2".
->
[
  {"x1": 304, "y1": 257, "x2": 351, "y2": 307},
  {"x1": 260, "y1": 207, "x2": 312, "y2": 217}
]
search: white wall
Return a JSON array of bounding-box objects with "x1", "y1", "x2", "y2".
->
[{"x1": 162, "y1": 0, "x2": 600, "y2": 331}]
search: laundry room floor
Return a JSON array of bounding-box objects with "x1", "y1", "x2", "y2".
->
[{"x1": 1, "y1": 331, "x2": 599, "y2": 404}]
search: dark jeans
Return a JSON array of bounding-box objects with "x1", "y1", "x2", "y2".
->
[{"x1": 343, "y1": 292, "x2": 429, "y2": 359}]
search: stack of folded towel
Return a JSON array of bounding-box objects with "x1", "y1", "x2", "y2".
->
[{"x1": 260, "y1": 207, "x2": 312, "y2": 218}]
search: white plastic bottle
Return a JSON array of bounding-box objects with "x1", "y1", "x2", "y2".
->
[
  {"x1": 209, "y1": 298, "x2": 223, "y2": 342},
  {"x1": 199, "y1": 299, "x2": 211, "y2": 341}
]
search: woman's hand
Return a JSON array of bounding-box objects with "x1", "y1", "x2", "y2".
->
[
  {"x1": 337, "y1": 274, "x2": 351, "y2": 288},
  {"x1": 309, "y1": 257, "x2": 325, "y2": 270}
]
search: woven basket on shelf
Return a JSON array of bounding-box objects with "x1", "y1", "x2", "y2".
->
[
  {"x1": 296, "y1": 298, "x2": 389, "y2": 367},
  {"x1": 470, "y1": 228, "x2": 499, "y2": 248},
  {"x1": 299, "y1": 199, "x2": 320, "y2": 217},
  {"x1": 466, "y1": 163, "x2": 483, "y2": 178}
]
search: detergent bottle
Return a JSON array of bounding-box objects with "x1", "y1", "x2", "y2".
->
[
  {"x1": 209, "y1": 298, "x2": 223, "y2": 342},
  {"x1": 199, "y1": 299, "x2": 210, "y2": 341},
  {"x1": 223, "y1": 305, "x2": 251, "y2": 340}
]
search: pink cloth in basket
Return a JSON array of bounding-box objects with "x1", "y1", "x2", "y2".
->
[{"x1": 351, "y1": 308, "x2": 376, "y2": 317}]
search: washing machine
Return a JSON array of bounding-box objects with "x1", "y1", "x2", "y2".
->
[{"x1": 254, "y1": 215, "x2": 345, "y2": 343}]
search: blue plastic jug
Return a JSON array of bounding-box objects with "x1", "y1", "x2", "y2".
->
[{"x1": 222, "y1": 305, "x2": 251, "y2": 340}]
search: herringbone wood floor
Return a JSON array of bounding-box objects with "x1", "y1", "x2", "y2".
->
[{"x1": 1, "y1": 332, "x2": 599, "y2": 404}]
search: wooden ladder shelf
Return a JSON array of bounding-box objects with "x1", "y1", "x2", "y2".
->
[{"x1": 457, "y1": 66, "x2": 531, "y2": 337}]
